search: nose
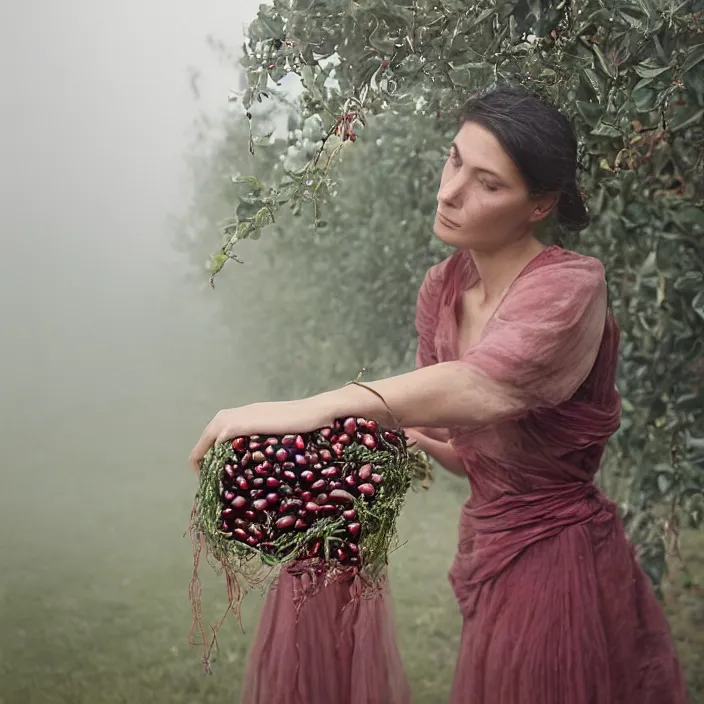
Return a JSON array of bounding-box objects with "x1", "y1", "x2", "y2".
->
[{"x1": 437, "y1": 171, "x2": 465, "y2": 209}]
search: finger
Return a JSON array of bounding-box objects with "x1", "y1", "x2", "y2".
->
[{"x1": 189, "y1": 421, "x2": 219, "y2": 471}]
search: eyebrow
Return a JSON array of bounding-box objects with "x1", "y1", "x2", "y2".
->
[{"x1": 450, "y1": 142, "x2": 504, "y2": 181}]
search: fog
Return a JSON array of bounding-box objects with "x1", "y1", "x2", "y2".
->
[
  {"x1": 0, "y1": 2, "x2": 278, "y2": 701},
  {"x1": 0, "y1": 2, "x2": 476, "y2": 701}
]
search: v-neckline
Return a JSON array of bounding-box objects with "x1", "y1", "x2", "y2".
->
[{"x1": 452, "y1": 245, "x2": 559, "y2": 359}]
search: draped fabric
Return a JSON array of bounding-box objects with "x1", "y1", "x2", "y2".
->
[
  {"x1": 416, "y1": 245, "x2": 687, "y2": 703},
  {"x1": 240, "y1": 568, "x2": 410, "y2": 704}
]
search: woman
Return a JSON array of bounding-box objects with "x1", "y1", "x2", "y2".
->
[{"x1": 190, "y1": 86, "x2": 688, "y2": 703}]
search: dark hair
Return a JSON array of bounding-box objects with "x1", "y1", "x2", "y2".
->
[{"x1": 458, "y1": 85, "x2": 589, "y2": 232}]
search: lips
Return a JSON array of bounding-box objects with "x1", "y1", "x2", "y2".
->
[{"x1": 436, "y1": 211, "x2": 460, "y2": 229}]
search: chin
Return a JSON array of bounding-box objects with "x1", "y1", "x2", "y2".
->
[{"x1": 433, "y1": 218, "x2": 472, "y2": 250}]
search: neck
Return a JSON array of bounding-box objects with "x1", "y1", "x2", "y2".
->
[{"x1": 469, "y1": 236, "x2": 546, "y2": 303}]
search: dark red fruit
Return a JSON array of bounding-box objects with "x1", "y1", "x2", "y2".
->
[
  {"x1": 329, "y1": 489, "x2": 355, "y2": 504},
  {"x1": 320, "y1": 427, "x2": 332, "y2": 439},
  {"x1": 321, "y1": 467, "x2": 338, "y2": 478},
  {"x1": 249, "y1": 441, "x2": 262, "y2": 451},
  {"x1": 233, "y1": 528, "x2": 247, "y2": 541},
  {"x1": 343, "y1": 418, "x2": 357, "y2": 435},
  {"x1": 319, "y1": 504, "x2": 337, "y2": 516},
  {"x1": 282, "y1": 435, "x2": 296, "y2": 446},
  {"x1": 361, "y1": 435, "x2": 376, "y2": 449},
  {"x1": 358, "y1": 483, "x2": 375, "y2": 497},
  {"x1": 319, "y1": 449, "x2": 333, "y2": 463},
  {"x1": 311, "y1": 479, "x2": 327, "y2": 492},
  {"x1": 347, "y1": 522, "x2": 361, "y2": 537},
  {"x1": 223, "y1": 491, "x2": 235, "y2": 502},
  {"x1": 383, "y1": 431, "x2": 399, "y2": 445},
  {"x1": 344, "y1": 475, "x2": 357, "y2": 488},
  {"x1": 300, "y1": 470, "x2": 315, "y2": 483},
  {"x1": 266, "y1": 476, "x2": 280, "y2": 488},
  {"x1": 276, "y1": 515, "x2": 296, "y2": 530},
  {"x1": 366, "y1": 420, "x2": 378, "y2": 433},
  {"x1": 232, "y1": 437, "x2": 247, "y2": 452},
  {"x1": 266, "y1": 493, "x2": 279, "y2": 506},
  {"x1": 253, "y1": 498, "x2": 269, "y2": 511},
  {"x1": 300, "y1": 491, "x2": 313, "y2": 502},
  {"x1": 358, "y1": 464, "x2": 372, "y2": 481},
  {"x1": 252, "y1": 477, "x2": 265, "y2": 488},
  {"x1": 265, "y1": 437, "x2": 278, "y2": 446},
  {"x1": 283, "y1": 470, "x2": 297, "y2": 482},
  {"x1": 295, "y1": 435, "x2": 306, "y2": 450},
  {"x1": 371, "y1": 473, "x2": 383, "y2": 484},
  {"x1": 276, "y1": 448, "x2": 289, "y2": 463},
  {"x1": 224, "y1": 464, "x2": 235, "y2": 478},
  {"x1": 305, "y1": 501, "x2": 320, "y2": 513},
  {"x1": 332, "y1": 443, "x2": 345, "y2": 456},
  {"x1": 342, "y1": 509, "x2": 357, "y2": 521},
  {"x1": 232, "y1": 496, "x2": 247, "y2": 510},
  {"x1": 295, "y1": 519, "x2": 307, "y2": 531},
  {"x1": 245, "y1": 510, "x2": 256, "y2": 520}
]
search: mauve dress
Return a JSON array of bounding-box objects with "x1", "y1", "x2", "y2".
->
[
  {"x1": 240, "y1": 245, "x2": 688, "y2": 704},
  {"x1": 415, "y1": 246, "x2": 688, "y2": 703}
]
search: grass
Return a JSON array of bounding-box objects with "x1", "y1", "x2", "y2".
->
[{"x1": 0, "y1": 469, "x2": 702, "y2": 704}]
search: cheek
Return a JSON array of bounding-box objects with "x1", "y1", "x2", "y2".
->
[{"x1": 468, "y1": 190, "x2": 529, "y2": 222}]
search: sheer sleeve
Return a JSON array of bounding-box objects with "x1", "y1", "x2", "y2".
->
[
  {"x1": 459, "y1": 254, "x2": 608, "y2": 420},
  {"x1": 414, "y1": 262, "x2": 445, "y2": 369}
]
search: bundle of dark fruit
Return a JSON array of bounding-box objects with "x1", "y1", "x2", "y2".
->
[
  {"x1": 193, "y1": 415, "x2": 431, "y2": 577},
  {"x1": 188, "y1": 415, "x2": 431, "y2": 672},
  {"x1": 221, "y1": 418, "x2": 395, "y2": 566}
]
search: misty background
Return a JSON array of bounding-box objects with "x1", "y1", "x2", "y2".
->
[{"x1": 0, "y1": 1, "x2": 285, "y2": 701}]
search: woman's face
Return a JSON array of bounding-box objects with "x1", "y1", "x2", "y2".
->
[{"x1": 434, "y1": 121, "x2": 554, "y2": 251}]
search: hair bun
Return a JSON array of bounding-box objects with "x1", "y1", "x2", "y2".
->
[{"x1": 556, "y1": 182, "x2": 590, "y2": 232}]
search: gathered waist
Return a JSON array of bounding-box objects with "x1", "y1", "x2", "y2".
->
[{"x1": 449, "y1": 482, "x2": 617, "y2": 617}]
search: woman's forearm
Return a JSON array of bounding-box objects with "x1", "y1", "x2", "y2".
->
[{"x1": 314, "y1": 362, "x2": 490, "y2": 430}]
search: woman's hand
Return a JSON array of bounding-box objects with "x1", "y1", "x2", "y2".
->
[
  {"x1": 188, "y1": 398, "x2": 334, "y2": 473},
  {"x1": 404, "y1": 427, "x2": 465, "y2": 477}
]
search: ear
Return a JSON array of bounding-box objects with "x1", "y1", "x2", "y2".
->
[{"x1": 529, "y1": 193, "x2": 558, "y2": 224}]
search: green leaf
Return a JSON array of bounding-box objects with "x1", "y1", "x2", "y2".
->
[
  {"x1": 208, "y1": 253, "x2": 228, "y2": 276},
  {"x1": 631, "y1": 86, "x2": 657, "y2": 112},
  {"x1": 693, "y1": 291, "x2": 704, "y2": 321},
  {"x1": 591, "y1": 121, "x2": 622, "y2": 137},
  {"x1": 233, "y1": 175, "x2": 266, "y2": 195},
  {"x1": 576, "y1": 100, "x2": 603, "y2": 127},
  {"x1": 680, "y1": 43, "x2": 704, "y2": 76},
  {"x1": 634, "y1": 63, "x2": 672, "y2": 79},
  {"x1": 670, "y1": 107, "x2": 704, "y2": 134},
  {"x1": 592, "y1": 45, "x2": 617, "y2": 80},
  {"x1": 674, "y1": 272, "x2": 704, "y2": 292},
  {"x1": 657, "y1": 474, "x2": 672, "y2": 494}
]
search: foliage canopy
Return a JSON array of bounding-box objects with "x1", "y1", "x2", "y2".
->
[{"x1": 182, "y1": 0, "x2": 704, "y2": 589}]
